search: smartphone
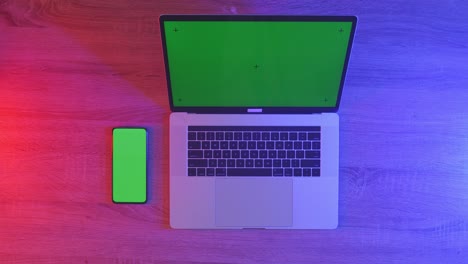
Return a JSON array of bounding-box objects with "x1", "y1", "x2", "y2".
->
[{"x1": 112, "y1": 128, "x2": 147, "y2": 203}]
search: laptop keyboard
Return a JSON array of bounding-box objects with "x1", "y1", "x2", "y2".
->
[{"x1": 187, "y1": 126, "x2": 321, "y2": 177}]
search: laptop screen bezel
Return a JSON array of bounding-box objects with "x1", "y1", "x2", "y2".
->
[{"x1": 160, "y1": 15, "x2": 357, "y2": 114}]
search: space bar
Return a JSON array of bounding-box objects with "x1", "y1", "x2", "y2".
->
[{"x1": 227, "y1": 168, "x2": 272, "y2": 176}]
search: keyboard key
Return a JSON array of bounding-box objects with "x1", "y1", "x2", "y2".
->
[
  {"x1": 312, "y1": 169, "x2": 320, "y2": 176},
  {"x1": 207, "y1": 168, "x2": 215, "y2": 176},
  {"x1": 303, "y1": 168, "x2": 311, "y2": 176},
  {"x1": 294, "y1": 168, "x2": 302, "y2": 176},
  {"x1": 218, "y1": 159, "x2": 226, "y2": 167},
  {"x1": 188, "y1": 150, "x2": 203, "y2": 158},
  {"x1": 250, "y1": 150, "x2": 258, "y2": 159},
  {"x1": 262, "y1": 132, "x2": 270, "y2": 140},
  {"x1": 289, "y1": 132, "x2": 297, "y2": 140},
  {"x1": 243, "y1": 132, "x2": 251, "y2": 140},
  {"x1": 222, "y1": 150, "x2": 231, "y2": 158},
  {"x1": 188, "y1": 141, "x2": 201, "y2": 149},
  {"x1": 299, "y1": 132, "x2": 307, "y2": 140},
  {"x1": 275, "y1": 141, "x2": 284, "y2": 149},
  {"x1": 241, "y1": 150, "x2": 249, "y2": 158},
  {"x1": 188, "y1": 168, "x2": 196, "y2": 176},
  {"x1": 234, "y1": 132, "x2": 242, "y2": 140},
  {"x1": 287, "y1": 150, "x2": 295, "y2": 159},
  {"x1": 225, "y1": 132, "x2": 233, "y2": 140},
  {"x1": 206, "y1": 132, "x2": 215, "y2": 140},
  {"x1": 197, "y1": 132, "x2": 205, "y2": 140},
  {"x1": 273, "y1": 159, "x2": 281, "y2": 167},
  {"x1": 229, "y1": 141, "x2": 238, "y2": 149},
  {"x1": 248, "y1": 141, "x2": 256, "y2": 149},
  {"x1": 197, "y1": 168, "x2": 206, "y2": 176},
  {"x1": 236, "y1": 159, "x2": 245, "y2": 167},
  {"x1": 280, "y1": 132, "x2": 288, "y2": 140},
  {"x1": 211, "y1": 141, "x2": 220, "y2": 149},
  {"x1": 303, "y1": 142, "x2": 311, "y2": 149},
  {"x1": 188, "y1": 159, "x2": 207, "y2": 167},
  {"x1": 285, "y1": 141, "x2": 293, "y2": 149},
  {"x1": 227, "y1": 159, "x2": 236, "y2": 167},
  {"x1": 257, "y1": 141, "x2": 265, "y2": 149},
  {"x1": 188, "y1": 132, "x2": 196, "y2": 140},
  {"x1": 308, "y1": 133, "x2": 321, "y2": 140},
  {"x1": 227, "y1": 168, "x2": 272, "y2": 176},
  {"x1": 266, "y1": 141, "x2": 275, "y2": 149},
  {"x1": 282, "y1": 159, "x2": 291, "y2": 167},
  {"x1": 252, "y1": 132, "x2": 261, "y2": 140},
  {"x1": 292, "y1": 159, "x2": 300, "y2": 167},
  {"x1": 204, "y1": 150, "x2": 212, "y2": 158},
  {"x1": 278, "y1": 150, "x2": 286, "y2": 158},
  {"x1": 216, "y1": 168, "x2": 226, "y2": 176},
  {"x1": 271, "y1": 132, "x2": 279, "y2": 140},
  {"x1": 202, "y1": 141, "x2": 210, "y2": 149},
  {"x1": 312, "y1": 142, "x2": 321, "y2": 150},
  {"x1": 284, "y1": 168, "x2": 292, "y2": 176},
  {"x1": 296, "y1": 150, "x2": 304, "y2": 159},
  {"x1": 220, "y1": 141, "x2": 229, "y2": 149},
  {"x1": 255, "y1": 159, "x2": 263, "y2": 167},
  {"x1": 259, "y1": 150, "x2": 267, "y2": 158},
  {"x1": 305, "y1": 151, "x2": 320, "y2": 158},
  {"x1": 213, "y1": 150, "x2": 221, "y2": 158},
  {"x1": 216, "y1": 132, "x2": 224, "y2": 140},
  {"x1": 239, "y1": 141, "x2": 247, "y2": 149},
  {"x1": 273, "y1": 168, "x2": 283, "y2": 176},
  {"x1": 294, "y1": 142, "x2": 302, "y2": 149},
  {"x1": 246, "y1": 159, "x2": 254, "y2": 167},
  {"x1": 301, "y1": 159, "x2": 320, "y2": 167},
  {"x1": 264, "y1": 159, "x2": 272, "y2": 167},
  {"x1": 209, "y1": 159, "x2": 217, "y2": 167},
  {"x1": 232, "y1": 150, "x2": 240, "y2": 158},
  {"x1": 268, "y1": 150, "x2": 277, "y2": 158}
]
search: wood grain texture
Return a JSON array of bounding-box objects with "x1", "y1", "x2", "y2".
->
[{"x1": 1, "y1": 0, "x2": 468, "y2": 263}]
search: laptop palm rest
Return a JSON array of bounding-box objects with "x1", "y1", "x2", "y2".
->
[{"x1": 215, "y1": 178, "x2": 293, "y2": 227}]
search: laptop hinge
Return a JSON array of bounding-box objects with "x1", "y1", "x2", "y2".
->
[{"x1": 247, "y1": 108, "x2": 262, "y2": 113}]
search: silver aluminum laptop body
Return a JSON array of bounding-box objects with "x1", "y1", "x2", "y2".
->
[{"x1": 161, "y1": 15, "x2": 357, "y2": 229}]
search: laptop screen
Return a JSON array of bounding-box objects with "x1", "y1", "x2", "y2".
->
[{"x1": 161, "y1": 16, "x2": 356, "y2": 112}]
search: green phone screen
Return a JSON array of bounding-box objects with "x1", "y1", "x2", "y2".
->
[{"x1": 112, "y1": 128, "x2": 147, "y2": 203}]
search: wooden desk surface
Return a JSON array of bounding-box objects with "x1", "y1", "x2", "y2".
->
[{"x1": 1, "y1": 0, "x2": 468, "y2": 263}]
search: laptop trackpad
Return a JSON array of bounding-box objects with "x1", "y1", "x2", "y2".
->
[{"x1": 215, "y1": 178, "x2": 293, "y2": 227}]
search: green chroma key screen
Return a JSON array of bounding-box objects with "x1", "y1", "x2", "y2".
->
[
  {"x1": 112, "y1": 128, "x2": 147, "y2": 203},
  {"x1": 163, "y1": 19, "x2": 353, "y2": 107}
]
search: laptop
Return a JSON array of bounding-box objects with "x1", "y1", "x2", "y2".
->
[{"x1": 160, "y1": 15, "x2": 357, "y2": 229}]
